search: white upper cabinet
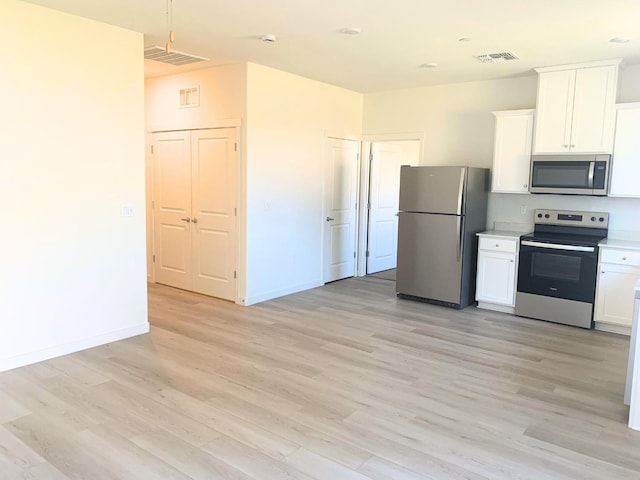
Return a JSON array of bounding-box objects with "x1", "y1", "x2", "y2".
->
[
  {"x1": 491, "y1": 110, "x2": 534, "y2": 194},
  {"x1": 610, "y1": 103, "x2": 640, "y2": 197},
  {"x1": 533, "y1": 60, "x2": 620, "y2": 155}
]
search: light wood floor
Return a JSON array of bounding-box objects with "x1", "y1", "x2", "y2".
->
[{"x1": 2, "y1": 277, "x2": 640, "y2": 479}]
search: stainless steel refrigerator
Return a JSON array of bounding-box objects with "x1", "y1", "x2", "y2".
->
[{"x1": 396, "y1": 166, "x2": 489, "y2": 309}]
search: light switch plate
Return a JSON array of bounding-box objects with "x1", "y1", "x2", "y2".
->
[{"x1": 120, "y1": 204, "x2": 134, "y2": 217}]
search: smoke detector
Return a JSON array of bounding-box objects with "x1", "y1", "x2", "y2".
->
[
  {"x1": 339, "y1": 27, "x2": 361, "y2": 35},
  {"x1": 144, "y1": 46, "x2": 209, "y2": 66},
  {"x1": 260, "y1": 34, "x2": 277, "y2": 43},
  {"x1": 475, "y1": 51, "x2": 519, "y2": 63}
]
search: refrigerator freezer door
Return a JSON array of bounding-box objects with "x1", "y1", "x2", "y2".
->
[
  {"x1": 397, "y1": 212, "x2": 463, "y2": 305},
  {"x1": 399, "y1": 166, "x2": 466, "y2": 215}
]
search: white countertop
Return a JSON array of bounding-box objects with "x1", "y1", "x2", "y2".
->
[
  {"x1": 599, "y1": 239, "x2": 640, "y2": 251},
  {"x1": 477, "y1": 230, "x2": 523, "y2": 240}
]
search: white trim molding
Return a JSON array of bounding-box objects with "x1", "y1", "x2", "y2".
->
[{"x1": 0, "y1": 323, "x2": 150, "y2": 373}]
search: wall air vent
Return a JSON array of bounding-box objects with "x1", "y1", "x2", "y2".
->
[
  {"x1": 144, "y1": 46, "x2": 209, "y2": 66},
  {"x1": 179, "y1": 86, "x2": 200, "y2": 108},
  {"x1": 475, "y1": 52, "x2": 519, "y2": 63}
]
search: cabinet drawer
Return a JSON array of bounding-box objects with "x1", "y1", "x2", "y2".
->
[
  {"x1": 479, "y1": 237, "x2": 518, "y2": 253},
  {"x1": 600, "y1": 249, "x2": 640, "y2": 267}
]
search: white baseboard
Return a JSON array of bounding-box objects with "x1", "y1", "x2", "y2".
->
[
  {"x1": 0, "y1": 323, "x2": 150, "y2": 373},
  {"x1": 477, "y1": 301, "x2": 515, "y2": 314},
  {"x1": 242, "y1": 280, "x2": 323, "y2": 306},
  {"x1": 594, "y1": 322, "x2": 631, "y2": 336}
]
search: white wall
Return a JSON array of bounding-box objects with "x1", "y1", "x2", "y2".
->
[
  {"x1": 145, "y1": 64, "x2": 247, "y2": 132},
  {"x1": 364, "y1": 75, "x2": 538, "y2": 167},
  {"x1": 245, "y1": 63, "x2": 363, "y2": 305},
  {"x1": 0, "y1": 1, "x2": 148, "y2": 372}
]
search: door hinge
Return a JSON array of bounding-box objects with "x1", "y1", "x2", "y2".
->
[
  {"x1": 234, "y1": 208, "x2": 237, "y2": 216},
  {"x1": 366, "y1": 250, "x2": 370, "y2": 257},
  {"x1": 151, "y1": 145, "x2": 154, "y2": 154},
  {"x1": 152, "y1": 254, "x2": 156, "y2": 263},
  {"x1": 234, "y1": 142, "x2": 237, "y2": 152},
  {"x1": 367, "y1": 202, "x2": 371, "y2": 209},
  {"x1": 354, "y1": 251, "x2": 356, "y2": 259},
  {"x1": 234, "y1": 271, "x2": 237, "y2": 279},
  {"x1": 369, "y1": 152, "x2": 373, "y2": 161},
  {"x1": 152, "y1": 200, "x2": 155, "y2": 209}
]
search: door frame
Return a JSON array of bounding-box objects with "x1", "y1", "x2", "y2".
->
[
  {"x1": 146, "y1": 119, "x2": 245, "y2": 304},
  {"x1": 356, "y1": 132, "x2": 425, "y2": 277}
]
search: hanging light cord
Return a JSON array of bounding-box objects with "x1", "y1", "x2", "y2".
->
[{"x1": 165, "y1": 0, "x2": 174, "y2": 54}]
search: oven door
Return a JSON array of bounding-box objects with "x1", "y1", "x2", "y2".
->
[{"x1": 517, "y1": 240, "x2": 598, "y2": 303}]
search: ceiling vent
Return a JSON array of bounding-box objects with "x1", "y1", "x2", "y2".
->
[
  {"x1": 144, "y1": 46, "x2": 209, "y2": 66},
  {"x1": 475, "y1": 51, "x2": 519, "y2": 63}
]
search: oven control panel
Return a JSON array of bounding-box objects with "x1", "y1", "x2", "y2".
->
[{"x1": 533, "y1": 209, "x2": 609, "y2": 228}]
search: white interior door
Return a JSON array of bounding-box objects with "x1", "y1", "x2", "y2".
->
[
  {"x1": 152, "y1": 128, "x2": 237, "y2": 301},
  {"x1": 366, "y1": 142, "x2": 403, "y2": 274},
  {"x1": 324, "y1": 137, "x2": 359, "y2": 283},
  {"x1": 153, "y1": 131, "x2": 192, "y2": 290},
  {"x1": 191, "y1": 128, "x2": 237, "y2": 300}
]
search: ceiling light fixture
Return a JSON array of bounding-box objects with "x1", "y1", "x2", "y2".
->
[
  {"x1": 165, "y1": 0, "x2": 175, "y2": 54},
  {"x1": 458, "y1": 37, "x2": 471, "y2": 42},
  {"x1": 418, "y1": 63, "x2": 438, "y2": 68},
  {"x1": 610, "y1": 36, "x2": 631, "y2": 44},
  {"x1": 339, "y1": 27, "x2": 361, "y2": 35}
]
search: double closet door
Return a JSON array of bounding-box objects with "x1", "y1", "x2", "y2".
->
[{"x1": 153, "y1": 128, "x2": 237, "y2": 301}]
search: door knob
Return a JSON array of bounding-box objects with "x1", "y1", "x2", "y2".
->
[
  {"x1": 180, "y1": 217, "x2": 191, "y2": 223},
  {"x1": 192, "y1": 218, "x2": 198, "y2": 224},
  {"x1": 326, "y1": 216, "x2": 334, "y2": 222}
]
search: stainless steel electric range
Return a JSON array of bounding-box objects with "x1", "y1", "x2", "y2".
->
[{"x1": 515, "y1": 209, "x2": 609, "y2": 329}]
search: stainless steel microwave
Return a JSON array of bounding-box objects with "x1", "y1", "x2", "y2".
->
[{"x1": 529, "y1": 154, "x2": 611, "y2": 196}]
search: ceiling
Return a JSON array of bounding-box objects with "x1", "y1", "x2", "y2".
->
[{"x1": 24, "y1": 0, "x2": 640, "y2": 93}]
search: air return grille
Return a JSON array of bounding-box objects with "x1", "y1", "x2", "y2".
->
[
  {"x1": 475, "y1": 51, "x2": 519, "y2": 63},
  {"x1": 144, "y1": 46, "x2": 209, "y2": 66}
]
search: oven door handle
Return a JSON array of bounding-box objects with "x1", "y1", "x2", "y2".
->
[{"x1": 521, "y1": 240, "x2": 595, "y2": 252}]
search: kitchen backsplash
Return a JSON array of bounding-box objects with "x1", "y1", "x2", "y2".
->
[{"x1": 488, "y1": 193, "x2": 640, "y2": 240}]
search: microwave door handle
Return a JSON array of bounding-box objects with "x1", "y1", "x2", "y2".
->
[{"x1": 588, "y1": 162, "x2": 595, "y2": 188}]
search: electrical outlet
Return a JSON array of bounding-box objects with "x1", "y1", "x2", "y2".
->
[{"x1": 520, "y1": 204, "x2": 528, "y2": 215}]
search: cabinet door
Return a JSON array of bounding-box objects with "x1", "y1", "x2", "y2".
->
[
  {"x1": 570, "y1": 66, "x2": 617, "y2": 153},
  {"x1": 610, "y1": 105, "x2": 640, "y2": 197},
  {"x1": 476, "y1": 250, "x2": 517, "y2": 306},
  {"x1": 491, "y1": 110, "x2": 534, "y2": 193},
  {"x1": 595, "y1": 264, "x2": 640, "y2": 327},
  {"x1": 533, "y1": 70, "x2": 575, "y2": 154}
]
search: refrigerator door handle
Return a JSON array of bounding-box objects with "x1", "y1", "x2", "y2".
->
[
  {"x1": 457, "y1": 168, "x2": 466, "y2": 215},
  {"x1": 456, "y1": 216, "x2": 464, "y2": 261}
]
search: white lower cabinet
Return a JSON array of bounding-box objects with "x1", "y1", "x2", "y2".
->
[
  {"x1": 476, "y1": 234, "x2": 519, "y2": 313},
  {"x1": 595, "y1": 246, "x2": 640, "y2": 333}
]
